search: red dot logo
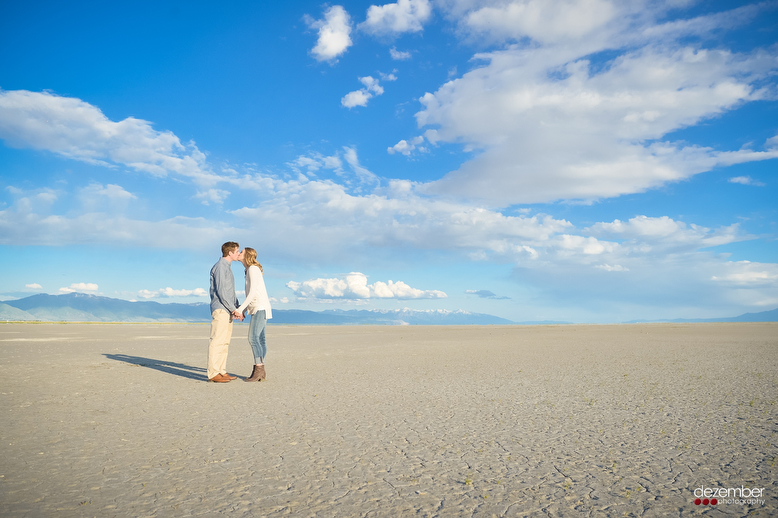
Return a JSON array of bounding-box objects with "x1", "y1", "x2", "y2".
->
[
  {"x1": 703, "y1": 498, "x2": 709, "y2": 505},
  {"x1": 711, "y1": 498, "x2": 717, "y2": 505},
  {"x1": 695, "y1": 498, "x2": 701, "y2": 505}
]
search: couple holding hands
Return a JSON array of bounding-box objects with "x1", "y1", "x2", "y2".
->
[{"x1": 207, "y1": 241, "x2": 272, "y2": 383}]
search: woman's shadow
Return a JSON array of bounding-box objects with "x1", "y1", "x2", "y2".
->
[{"x1": 104, "y1": 354, "x2": 207, "y2": 381}]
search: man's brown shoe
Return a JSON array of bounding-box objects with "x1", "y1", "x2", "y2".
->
[
  {"x1": 208, "y1": 373, "x2": 231, "y2": 383},
  {"x1": 224, "y1": 373, "x2": 237, "y2": 380}
]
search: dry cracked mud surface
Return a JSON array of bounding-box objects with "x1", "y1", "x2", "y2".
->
[{"x1": 0, "y1": 322, "x2": 776, "y2": 517}]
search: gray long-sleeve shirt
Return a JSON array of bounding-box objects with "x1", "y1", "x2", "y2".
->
[{"x1": 210, "y1": 257, "x2": 239, "y2": 314}]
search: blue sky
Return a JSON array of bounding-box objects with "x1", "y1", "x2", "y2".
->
[{"x1": 1, "y1": 0, "x2": 777, "y2": 323}]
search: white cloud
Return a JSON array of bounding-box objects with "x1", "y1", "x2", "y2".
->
[
  {"x1": 390, "y1": 47, "x2": 411, "y2": 60},
  {"x1": 342, "y1": 76, "x2": 386, "y2": 108},
  {"x1": 3, "y1": 156, "x2": 775, "y2": 315},
  {"x1": 342, "y1": 146, "x2": 379, "y2": 185},
  {"x1": 81, "y1": 183, "x2": 136, "y2": 200},
  {"x1": 359, "y1": 0, "x2": 432, "y2": 35},
  {"x1": 341, "y1": 90, "x2": 373, "y2": 108},
  {"x1": 588, "y1": 215, "x2": 743, "y2": 251},
  {"x1": 288, "y1": 148, "x2": 377, "y2": 187},
  {"x1": 78, "y1": 183, "x2": 137, "y2": 212},
  {"x1": 729, "y1": 176, "x2": 766, "y2": 186},
  {"x1": 711, "y1": 261, "x2": 778, "y2": 286},
  {"x1": 388, "y1": 135, "x2": 426, "y2": 155},
  {"x1": 287, "y1": 272, "x2": 446, "y2": 300},
  {"x1": 59, "y1": 282, "x2": 98, "y2": 294},
  {"x1": 0, "y1": 90, "x2": 221, "y2": 185},
  {"x1": 400, "y1": 2, "x2": 778, "y2": 205},
  {"x1": 595, "y1": 264, "x2": 629, "y2": 272},
  {"x1": 288, "y1": 153, "x2": 344, "y2": 176},
  {"x1": 194, "y1": 188, "x2": 230, "y2": 205},
  {"x1": 36, "y1": 190, "x2": 58, "y2": 203},
  {"x1": 452, "y1": 0, "x2": 623, "y2": 45},
  {"x1": 0, "y1": 205, "x2": 236, "y2": 250},
  {"x1": 306, "y1": 5, "x2": 353, "y2": 62},
  {"x1": 25, "y1": 283, "x2": 42, "y2": 289},
  {"x1": 138, "y1": 287, "x2": 208, "y2": 299},
  {"x1": 416, "y1": 44, "x2": 778, "y2": 205},
  {"x1": 228, "y1": 175, "x2": 573, "y2": 263},
  {"x1": 379, "y1": 71, "x2": 398, "y2": 81}
]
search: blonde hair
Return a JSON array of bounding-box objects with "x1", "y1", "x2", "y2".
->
[{"x1": 243, "y1": 247, "x2": 263, "y2": 273}]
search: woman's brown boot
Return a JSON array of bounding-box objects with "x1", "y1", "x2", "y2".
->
[
  {"x1": 244, "y1": 365, "x2": 262, "y2": 382},
  {"x1": 258, "y1": 364, "x2": 266, "y2": 381}
]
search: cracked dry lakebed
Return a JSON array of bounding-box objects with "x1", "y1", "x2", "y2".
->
[{"x1": 0, "y1": 322, "x2": 776, "y2": 517}]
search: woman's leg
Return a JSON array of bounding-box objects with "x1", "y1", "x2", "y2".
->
[
  {"x1": 249, "y1": 310, "x2": 267, "y2": 364},
  {"x1": 257, "y1": 310, "x2": 267, "y2": 363}
]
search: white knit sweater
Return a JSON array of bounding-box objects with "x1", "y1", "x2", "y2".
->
[{"x1": 236, "y1": 265, "x2": 272, "y2": 319}]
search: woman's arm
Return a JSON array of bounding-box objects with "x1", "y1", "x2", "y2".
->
[{"x1": 236, "y1": 266, "x2": 261, "y2": 314}]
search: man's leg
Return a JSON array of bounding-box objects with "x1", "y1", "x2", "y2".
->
[{"x1": 207, "y1": 309, "x2": 232, "y2": 380}]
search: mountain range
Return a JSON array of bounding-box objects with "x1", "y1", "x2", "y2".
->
[
  {"x1": 0, "y1": 293, "x2": 523, "y2": 325},
  {"x1": 1, "y1": 293, "x2": 776, "y2": 325}
]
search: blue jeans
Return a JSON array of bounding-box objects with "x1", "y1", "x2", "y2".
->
[{"x1": 248, "y1": 310, "x2": 267, "y2": 364}]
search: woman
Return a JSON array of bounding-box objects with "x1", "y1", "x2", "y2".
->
[{"x1": 234, "y1": 248, "x2": 272, "y2": 382}]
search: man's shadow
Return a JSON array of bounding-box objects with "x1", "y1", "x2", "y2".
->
[{"x1": 104, "y1": 354, "x2": 207, "y2": 381}]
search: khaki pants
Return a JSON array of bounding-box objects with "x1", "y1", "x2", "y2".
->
[{"x1": 207, "y1": 309, "x2": 233, "y2": 379}]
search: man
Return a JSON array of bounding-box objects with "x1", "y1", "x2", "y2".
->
[{"x1": 207, "y1": 241, "x2": 243, "y2": 382}]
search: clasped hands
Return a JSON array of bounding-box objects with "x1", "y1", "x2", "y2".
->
[{"x1": 232, "y1": 309, "x2": 246, "y2": 321}]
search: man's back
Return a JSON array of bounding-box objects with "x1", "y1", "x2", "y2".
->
[{"x1": 210, "y1": 257, "x2": 237, "y2": 314}]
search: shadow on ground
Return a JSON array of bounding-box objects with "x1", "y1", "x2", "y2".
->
[{"x1": 104, "y1": 354, "x2": 207, "y2": 381}]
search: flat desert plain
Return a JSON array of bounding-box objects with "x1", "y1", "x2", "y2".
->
[{"x1": 0, "y1": 322, "x2": 776, "y2": 517}]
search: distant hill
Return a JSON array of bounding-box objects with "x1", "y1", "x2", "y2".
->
[
  {"x1": 1, "y1": 293, "x2": 519, "y2": 325},
  {"x1": 623, "y1": 307, "x2": 778, "y2": 324},
  {"x1": 4, "y1": 293, "x2": 773, "y2": 325},
  {"x1": 4, "y1": 293, "x2": 209, "y2": 323}
]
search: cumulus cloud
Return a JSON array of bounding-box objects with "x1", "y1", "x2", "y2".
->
[
  {"x1": 388, "y1": 135, "x2": 426, "y2": 155},
  {"x1": 342, "y1": 76, "x2": 386, "y2": 108},
  {"x1": 137, "y1": 287, "x2": 208, "y2": 299},
  {"x1": 194, "y1": 188, "x2": 230, "y2": 205},
  {"x1": 25, "y1": 283, "x2": 42, "y2": 289},
  {"x1": 451, "y1": 0, "x2": 624, "y2": 45},
  {"x1": 729, "y1": 176, "x2": 766, "y2": 186},
  {"x1": 306, "y1": 5, "x2": 353, "y2": 62},
  {"x1": 359, "y1": 0, "x2": 432, "y2": 35},
  {"x1": 399, "y1": 2, "x2": 778, "y2": 205},
  {"x1": 78, "y1": 183, "x2": 136, "y2": 212},
  {"x1": 0, "y1": 90, "x2": 219, "y2": 185},
  {"x1": 0, "y1": 204, "x2": 236, "y2": 249},
  {"x1": 341, "y1": 90, "x2": 372, "y2": 108},
  {"x1": 390, "y1": 47, "x2": 412, "y2": 60},
  {"x1": 81, "y1": 183, "x2": 136, "y2": 200},
  {"x1": 228, "y1": 175, "x2": 573, "y2": 263},
  {"x1": 287, "y1": 272, "x2": 446, "y2": 300},
  {"x1": 587, "y1": 215, "x2": 743, "y2": 252},
  {"x1": 59, "y1": 282, "x2": 98, "y2": 294},
  {"x1": 711, "y1": 261, "x2": 778, "y2": 286}
]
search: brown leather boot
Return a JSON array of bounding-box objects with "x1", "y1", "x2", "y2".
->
[
  {"x1": 244, "y1": 365, "x2": 262, "y2": 382},
  {"x1": 258, "y1": 364, "x2": 266, "y2": 381}
]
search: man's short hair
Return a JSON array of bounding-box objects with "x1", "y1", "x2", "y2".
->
[{"x1": 221, "y1": 241, "x2": 239, "y2": 257}]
